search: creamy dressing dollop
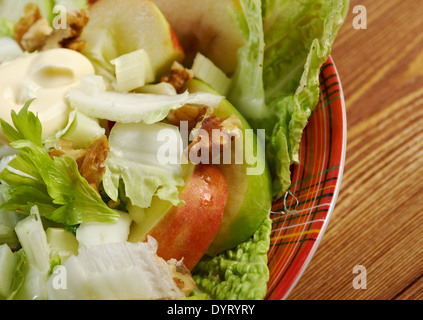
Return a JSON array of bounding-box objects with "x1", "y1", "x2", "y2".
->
[{"x1": 0, "y1": 48, "x2": 95, "y2": 145}]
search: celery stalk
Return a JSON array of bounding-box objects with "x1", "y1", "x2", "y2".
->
[
  {"x1": 13, "y1": 206, "x2": 50, "y2": 299},
  {"x1": 111, "y1": 49, "x2": 155, "y2": 92},
  {"x1": 46, "y1": 228, "x2": 79, "y2": 262},
  {"x1": 57, "y1": 110, "x2": 105, "y2": 149},
  {"x1": 0, "y1": 244, "x2": 17, "y2": 298},
  {"x1": 191, "y1": 52, "x2": 232, "y2": 96},
  {"x1": 14, "y1": 207, "x2": 50, "y2": 273}
]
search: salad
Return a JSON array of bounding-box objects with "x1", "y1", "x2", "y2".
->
[{"x1": 0, "y1": 0, "x2": 348, "y2": 300}]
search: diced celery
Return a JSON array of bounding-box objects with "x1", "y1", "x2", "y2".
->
[
  {"x1": 14, "y1": 207, "x2": 50, "y2": 274},
  {"x1": 13, "y1": 206, "x2": 50, "y2": 299},
  {"x1": 46, "y1": 228, "x2": 78, "y2": 262},
  {"x1": 58, "y1": 110, "x2": 106, "y2": 149},
  {"x1": 111, "y1": 49, "x2": 155, "y2": 92},
  {"x1": 0, "y1": 244, "x2": 17, "y2": 298},
  {"x1": 76, "y1": 211, "x2": 131, "y2": 249},
  {"x1": 13, "y1": 263, "x2": 47, "y2": 300},
  {"x1": 191, "y1": 52, "x2": 232, "y2": 96}
]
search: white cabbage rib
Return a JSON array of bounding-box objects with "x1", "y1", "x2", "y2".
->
[
  {"x1": 66, "y1": 75, "x2": 223, "y2": 124},
  {"x1": 46, "y1": 238, "x2": 187, "y2": 300}
]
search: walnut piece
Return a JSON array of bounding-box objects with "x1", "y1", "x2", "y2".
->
[
  {"x1": 78, "y1": 135, "x2": 110, "y2": 194},
  {"x1": 14, "y1": 3, "x2": 53, "y2": 52},
  {"x1": 186, "y1": 114, "x2": 242, "y2": 164},
  {"x1": 13, "y1": 4, "x2": 89, "y2": 53},
  {"x1": 20, "y1": 19, "x2": 53, "y2": 52},
  {"x1": 49, "y1": 136, "x2": 110, "y2": 194},
  {"x1": 49, "y1": 139, "x2": 87, "y2": 168},
  {"x1": 166, "y1": 104, "x2": 209, "y2": 132},
  {"x1": 42, "y1": 9, "x2": 89, "y2": 52},
  {"x1": 167, "y1": 259, "x2": 196, "y2": 296},
  {"x1": 160, "y1": 61, "x2": 194, "y2": 93}
]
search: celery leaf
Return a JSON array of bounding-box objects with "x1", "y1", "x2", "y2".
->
[{"x1": 0, "y1": 101, "x2": 119, "y2": 226}]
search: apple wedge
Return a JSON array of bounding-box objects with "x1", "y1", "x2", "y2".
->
[
  {"x1": 151, "y1": 0, "x2": 245, "y2": 75},
  {"x1": 79, "y1": 0, "x2": 184, "y2": 81},
  {"x1": 183, "y1": 79, "x2": 273, "y2": 256},
  {"x1": 129, "y1": 164, "x2": 228, "y2": 270}
]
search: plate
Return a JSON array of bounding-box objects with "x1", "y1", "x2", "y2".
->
[{"x1": 265, "y1": 56, "x2": 347, "y2": 300}]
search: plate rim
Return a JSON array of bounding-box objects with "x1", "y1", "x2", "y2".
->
[{"x1": 268, "y1": 55, "x2": 347, "y2": 300}]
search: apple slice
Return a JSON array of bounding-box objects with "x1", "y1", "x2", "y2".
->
[
  {"x1": 151, "y1": 0, "x2": 245, "y2": 74},
  {"x1": 184, "y1": 79, "x2": 273, "y2": 256},
  {"x1": 0, "y1": 0, "x2": 54, "y2": 23},
  {"x1": 79, "y1": 0, "x2": 184, "y2": 80},
  {"x1": 129, "y1": 164, "x2": 228, "y2": 270}
]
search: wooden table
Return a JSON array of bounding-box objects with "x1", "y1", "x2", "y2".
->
[{"x1": 288, "y1": 0, "x2": 423, "y2": 300}]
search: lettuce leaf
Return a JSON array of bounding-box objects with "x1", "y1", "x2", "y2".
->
[
  {"x1": 229, "y1": 0, "x2": 348, "y2": 198},
  {"x1": 190, "y1": 1, "x2": 347, "y2": 299},
  {"x1": 0, "y1": 17, "x2": 14, "y2": 38},
  {"x1": 262, "y1": 0, "x2": 348, "y2": 198},
  {"x1": 228, "y1": 0, "x2": 267, "y2": 120},
  {"x1": 190, "y1": 216, "x2": 272, "y2": 300},
  {"x1": 0, "y1": 101, "x2": 119, "y2": 226},
  {"x1": 103, "y1": 122, "x2": 185, "y2": 208}
]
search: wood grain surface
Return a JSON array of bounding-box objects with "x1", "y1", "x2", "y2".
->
[{"x1": 287, "y1": 0, "x2": 423, "y2": 300}]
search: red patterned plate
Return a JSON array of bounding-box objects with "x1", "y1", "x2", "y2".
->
[{"x1": 266, "y1": 56, "x2": 346, "y2": 300}]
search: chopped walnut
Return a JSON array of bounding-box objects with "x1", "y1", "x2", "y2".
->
[
  {"x1": 185, "y1": 114, "x2": 242, "y2": 164},
  {"x1": 219, "y1": 115, "x2": 243, "y2": 138},
  {"x1": 14, "y1": 3, "x2": 53, "y2": 52},
  {"x1": 20, "y1": 19, "x2": 53, "y2": 52},
  {"x1": 167, "y1": 259, "x2": 196, "y2": 296},
  {"x1": 49, "y1": 136, "x2": 110, "y2": 194},
  {"x1": 166, "y1": 104, "x2": 209, "y2": 132},
  {"x1": 160, "y1": 61, "x2": 194, "y2": 93},
  {"x1": 42, "y1": 9, "x2": 89, "y2": 52},
  {"x1": 78, "y1": 135, "x2": 110, "y2": 194},
  {"x1": 14, "y1": 3, "x2": 42, "y2": 42},
  {"x1": 49, "y1": 139, "x2": 87, "y2": 168}
]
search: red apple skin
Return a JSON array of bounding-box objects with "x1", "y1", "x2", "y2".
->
[
  {"x1": 147, "y1": 164, "x2": 228, "y2": 270},
  {"x1": 169, "y1": 26, "x2": 185, "y2": 58}
]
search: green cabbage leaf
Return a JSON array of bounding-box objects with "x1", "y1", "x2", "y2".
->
[
  {"x1": 190, "y1": 216, "x2": 272, "y2": 300},
  {"x1": 229, "y1": 0, "x2": 349, "y2": 198}
]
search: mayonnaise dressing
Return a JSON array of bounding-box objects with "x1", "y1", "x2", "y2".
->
[{"x1": 0, "y1": 48, "x2": 95, "y2": 145}]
